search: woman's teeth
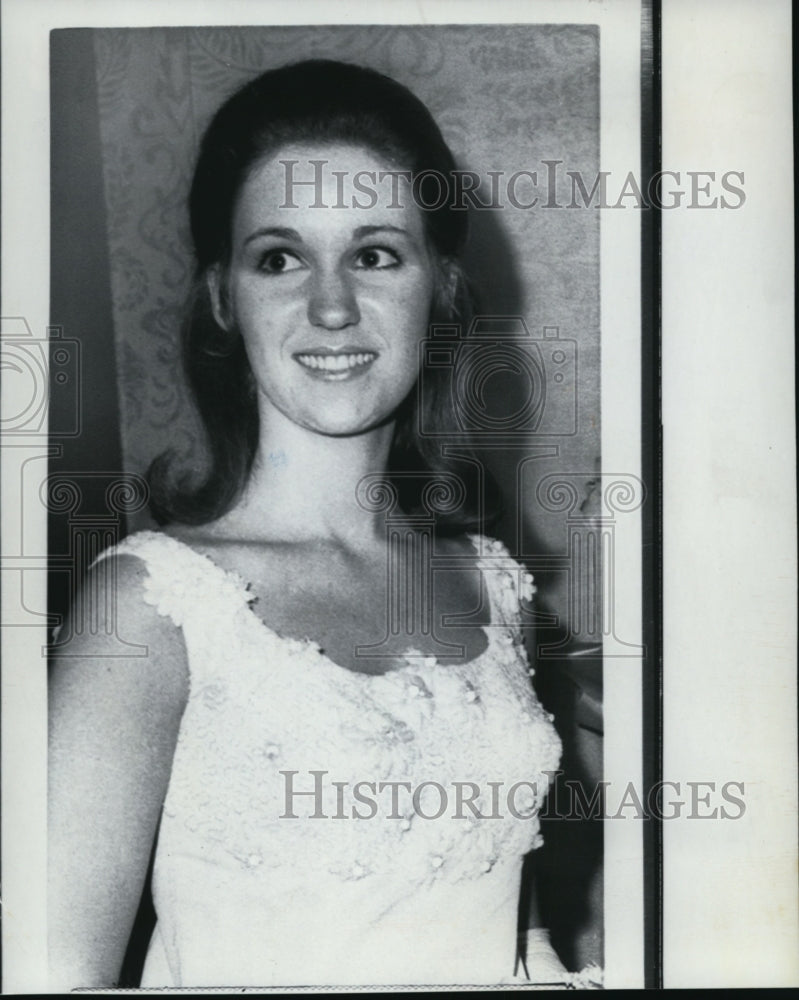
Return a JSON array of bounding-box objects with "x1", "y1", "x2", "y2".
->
[{"x1": 296, "y1": 352, "x2": 376, "y2": 372}]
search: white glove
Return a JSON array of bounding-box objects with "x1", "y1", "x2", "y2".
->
[{"x1": 517, "y1": 927, "x2": 569, "y2": 984}]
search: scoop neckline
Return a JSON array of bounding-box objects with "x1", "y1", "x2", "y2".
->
[{"x1": 137, "y1": 529, "x2": 506, "y2": 681}]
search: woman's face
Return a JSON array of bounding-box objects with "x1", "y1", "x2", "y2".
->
[{"x1": 211, "y1": 142, "x2": 440, "y2": 439}]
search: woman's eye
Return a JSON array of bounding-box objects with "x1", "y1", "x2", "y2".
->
[
  {"x1": 259, "y1": 250, "x2": 303, "y2": 274},
  {"x1": 354, "y1": 247, "x2": 400, "y2": 270}
]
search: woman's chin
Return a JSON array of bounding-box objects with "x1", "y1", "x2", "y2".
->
[
  {"x1": 311, "y1": 420, "x2": 392, "y2": 440},
  {"x1": 287, "y1": 400, "x2": 402, "y2": 440},
  {"x1": 295, "y1": 411, "x2": 393, "y2": 440}
]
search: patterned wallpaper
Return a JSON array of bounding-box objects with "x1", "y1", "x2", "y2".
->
[{"x1": 93, "y1": 24, "x2": 600, "y2": 596}]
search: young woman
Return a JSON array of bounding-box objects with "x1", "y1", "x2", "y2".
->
[{"x1": 48, "y1": 59, "x2": 573, "y2": 988}]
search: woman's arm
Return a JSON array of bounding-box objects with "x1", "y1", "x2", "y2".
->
[{"x1": 48, "y1": 553, "x2": 189, "y2": 989}]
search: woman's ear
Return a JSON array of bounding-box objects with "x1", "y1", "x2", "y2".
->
[
  {"x1": 436, "y1": 258, "x2": 464, "y2": 320},
  {"x1": 442, "y1": 259, "x2": 459, "y2": 309},
  {"x1": 206, "y1": 264, "x2": 232, "y2": 331}
]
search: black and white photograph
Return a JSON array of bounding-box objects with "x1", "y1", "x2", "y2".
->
[{"x1": 1, "y1": 0, "x2": 795, "y2": 992}]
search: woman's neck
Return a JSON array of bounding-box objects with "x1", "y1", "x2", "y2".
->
[{"x1": 221, "y1": 408, "x2": 396, "y2": 546}]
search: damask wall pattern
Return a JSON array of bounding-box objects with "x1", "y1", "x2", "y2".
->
[{"x1": 92, "y1": 24, "x2": 600, "y2": 546}]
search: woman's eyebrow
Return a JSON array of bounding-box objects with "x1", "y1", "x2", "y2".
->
[
  {"x1": 243, "y1": 226, "x2": 302, "y2": 246},
  {"x1": 242, "y1": 223, "x2": 415, "y2": 248},
  {"x1": 352, "y1": 224, "x2": 410, "y2": 239}
]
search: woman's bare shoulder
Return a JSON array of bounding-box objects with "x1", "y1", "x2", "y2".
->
[{"x1": 50, "y1": 542, "x2": 190, "y2": 719}]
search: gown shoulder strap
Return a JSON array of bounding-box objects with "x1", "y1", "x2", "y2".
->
[
  {"x1": 467, "y1": 533, "x2": 537, "y2": 627},
  {"x1": 92, "y1": 529, "x2": 255, "y2": 630}
]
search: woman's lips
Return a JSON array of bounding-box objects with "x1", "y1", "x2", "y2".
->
[{"x1": 293, "y1": 349, "x2": 378, "y2": 379}]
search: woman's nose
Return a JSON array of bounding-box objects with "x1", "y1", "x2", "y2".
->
[{"x1": 307, "y1": 268, "x2": 360, "y2": 330}]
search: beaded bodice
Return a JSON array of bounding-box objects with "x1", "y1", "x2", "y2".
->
[{"x1": 105, "y1": 530, "x2": 562, "y2": 987}]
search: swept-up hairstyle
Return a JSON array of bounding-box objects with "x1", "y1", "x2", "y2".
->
[{"x1": 148, "y1": 59, "x2": 498, "y2": 531}]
